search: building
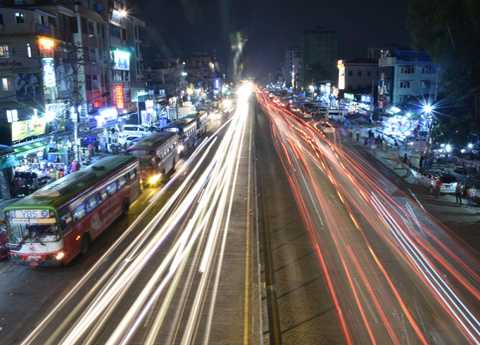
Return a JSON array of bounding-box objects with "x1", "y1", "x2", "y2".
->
[
  {"x1": 303, "y1": 27, "x2": 338, "y2": 84},
  {"x1": 378, "y1": 48, "x2": 439, "y2": 108},
  {"x1": 0, "y1": 3, "x2": 72, "y2": 146},
  {"x1": 109, "y1": 0, "x2": 146, "y2": 113},
  {"x1": 282, "y1": 46, "x2": 303, "y2": 88},
  {"x1": 337, "y1": 58, "x2": 378, "y2": 93},
  {"x1": 0, "y1": 0, "x2": 147, "y2": 144},
  {"x1": 184, "y1": 52, "x2": 221, "y2": 93}
]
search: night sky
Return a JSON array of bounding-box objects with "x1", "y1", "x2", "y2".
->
[{"x1": 136, "y1": 0, "x2": 410, "y2": 78}]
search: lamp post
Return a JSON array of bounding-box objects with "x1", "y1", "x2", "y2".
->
[{"x1": 423, "y1": 102, "x2": 436, "y2": 158}]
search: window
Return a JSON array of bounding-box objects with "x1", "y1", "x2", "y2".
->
[
  {"x1": 60, "y1": 213, "x2": 72, "y2": 227},
  {"x1": 421, "y1": 80, "x2": 432, "y2": 89},
  {"x1": 367, "y1": 71, "x2": 371, "y2": 77},
  {"x1": 106, "y1": 182, "x2": 117, "y2": 195},
  {"x1": 422, "y1": 65, "x2": 434, "y2": 74},
  {"x1": 348, "y1": 71, "x2": 353, "y2": 77},
  {"x1": 0, "y1": 45, "x2": 9, "y2": 58},
  {"x1": 26, "y1": 43, "x2": 32, "y2": 58},
  {"x1": 357, "y1": 71, "x2": 362, "y2": 77},
  {"x1": 73, "y1": 205, "x2": 86, "y2": 221},
  {"x1": 0, "y1": 14, "x2": 4, "y2": 25},
  {"x1": 100, "y1": 189, "x2": 108, "y2": 201},
  {"x1": 129, "y1": 169, "x2": 137, "y2": 181},
  {"x1": 401, "y1": 65, "x2": 414, "y2": 74},
  {"x1": 1, "y1": 77, "x2": 9, "y2": 91},
  {"x1": 87, "y1": 21, "x2": 95, "y2": 35},
  {"x1": 399, "y1": 81, "x2": 411, "y2": 89},
  {"x1": 118, "y1": 175, "x2": 127, "y2": 189},
  {"x1": 15, "y1": 12, "x2": 25, "y2": 24},
  {"x1": 86, "y1": 196, "x2": 98, "y2": 213},
  {"x1": 6, "y1": 109, "x2": 18, "y2": 122}
]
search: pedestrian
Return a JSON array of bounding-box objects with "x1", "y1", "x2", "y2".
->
[
  {"x1": 87, "y1": 143, "x2": 94, "y2": 158},
  {"x1": 434, "y1": 178, "x2": 442, "y2": 198},
  {"x1": 455, "y1": 183, "x2": 463, "y2": 205}
]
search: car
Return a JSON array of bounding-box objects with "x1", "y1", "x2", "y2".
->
[
  {"x1": 0, "y1": 226, "x2": 8, "y2": 260},
  {"x1": 120, "y1": 125, "x2": 150, "y2": 138},
  {"x1": 316, "y1": 121, "x2": 335, "y2": 134},
  {"x1": 430, "y1": 173, "x2": 458, "y2": 194},
  {"x1": 118, "y1": 135, "x2": 142, "y2": 148}
]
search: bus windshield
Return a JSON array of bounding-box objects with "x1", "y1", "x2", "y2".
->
[{"x1": 8, "y1": 223, "x2": 60, "y2": 245}]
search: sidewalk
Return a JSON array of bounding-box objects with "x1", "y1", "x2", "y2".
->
[{"x1": 342, "y1": 128, "x2": 480, "y2": 255}]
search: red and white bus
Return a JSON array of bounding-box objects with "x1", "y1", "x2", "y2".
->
[{"x1": 4, "y1": 155, "x2": 140, "y2": 266}]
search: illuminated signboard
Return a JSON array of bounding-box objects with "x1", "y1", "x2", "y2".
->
[
  {"x1": 97, "y1": 107, "x2": 118, "y2": 127},
  {"x1": 11, "y1": 117, "x2": 46, "y2": 142},
  {"x1": 42, "y1": 57, "x2": 56, "y2": 88},
  {"x1": 112, "y1": 49, "x2": 130, "y2": 71},
  {"x1": 337, "y1": 60, "x2": 345, "y2": 90},
  {"x1": 113, "y1": 84, "x2": 125, "y2": 109}
]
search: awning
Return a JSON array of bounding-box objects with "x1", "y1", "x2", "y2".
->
[{"x1": 14, "y1": 141, "x2": 48, "y2": 157}]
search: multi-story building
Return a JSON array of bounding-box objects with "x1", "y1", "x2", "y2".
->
[
  {"x1": 378, "y1": 48, "x2": 439, "y2": 108},
  {"x1": 282, "y1": 46, "x2": 303, "y2": 88},
  {"x1": 0, "y1": 0, "x2": 146, "y2": 144},
  {"x1": 0, "y1": 3, "x2": 70, "y2": 146},
  {"x1": 337, "y1": 58, "x2": 378, "y2": 93},
  {"x1": 109, "y1": 0, "x2": 145, "y2": 113},
  {"x1": 303, "y1": 27, "x2": 338, "y2": 85},
  {"x1": 184, "y1": 52, "x2": 221, "y2": 93}
]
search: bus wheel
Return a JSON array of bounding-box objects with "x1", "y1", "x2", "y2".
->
[{"x1": 80, "y1": 235, "x2": 90, "y2": 256}]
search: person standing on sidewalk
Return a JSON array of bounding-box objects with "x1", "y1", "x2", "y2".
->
[{"x1": 455, "y1": 183, "x2": 463, "y2": 205}]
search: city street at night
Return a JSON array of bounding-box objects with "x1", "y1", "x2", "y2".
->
[{"x1": 1, "y1": 0, "x2": 480, "y2": 344}]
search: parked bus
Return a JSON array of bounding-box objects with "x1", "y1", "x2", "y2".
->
[
  {"x1": 4, "y1": 155, "x2": 140, "y2": 266},
  {"x1": 184, "y1": 112, "x2": 209, "y2": 136},
  {"x1": 163, "y1": 117, "x2": 197, "y2": 153},
  {"x1": 127, "y1": 132, "x2": 179, "y2": 186}
]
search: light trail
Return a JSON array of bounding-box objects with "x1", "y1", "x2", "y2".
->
[
  {"x1": 258, "y1": 90, "x2": 480, "y2": 345},
  {"x1": 20, "y1": 82, "x2": 254, "y2": 345}
]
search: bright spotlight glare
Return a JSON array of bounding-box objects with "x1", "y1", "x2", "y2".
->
[
  {"x1": 423, "y1": 103, "x2": 434, "y2": 114},
  {"x1": 445, "y1": 144, "x2": 452, "y2": 153},
  {"x1": 236, "y1": 81, "x2": 253, "y2": 100}
]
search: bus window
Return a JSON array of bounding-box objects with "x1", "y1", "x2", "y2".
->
[
  {"x1": 60, "y1": 213, "x2": 73, "y2": 227},
  {"x1": 129, "y1": 169, "x2": 137, "y2": 181},
  {"x1": 106, "y1": 182, "x2": 117, "y2": 196},
  {"x1": 118, "y1": 175, "x2": 127, "y2": 189},
  {"x1": 73, "y1": 205, "x2": 86, "y2": 221},
  {"x1": 100, "y1": 189, "x2": 108, "y2": 201},
  {"x1": 86, "y1": 196, "x2": 98, "y2": 213}
]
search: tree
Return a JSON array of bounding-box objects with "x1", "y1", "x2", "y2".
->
[{"x1": 408, "y1": 0, "x2": 480, "y2": 138}]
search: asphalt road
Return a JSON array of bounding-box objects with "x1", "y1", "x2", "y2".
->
[
  {"x1": 257, "y1": 91, "x2": 480, "y2": 345},
  {"x1": 0, "y1": 86, "x2": 259, "y2": 345}
]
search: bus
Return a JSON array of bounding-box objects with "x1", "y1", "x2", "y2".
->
[
  {"x1": 163, "y1": 117, "x2": 197, "y2": 153},
  {"x1": 127, "y1": 132, "x2": 179, "y2": 186},
  {"x1": 4, "y1": 155, "x2": 140, "y2": 266}
]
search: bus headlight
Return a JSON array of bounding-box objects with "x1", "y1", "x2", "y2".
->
[
  {"x1": 147, "y1": 174, "x2": 162, "y2": 186},
  {"x1": 55, "y1": 251, "x2": 65, "y2": 261},
  {"x1": 177, "y1": 144, "x2": 185, "y2": 153}
]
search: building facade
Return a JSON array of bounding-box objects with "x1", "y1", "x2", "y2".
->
[
  {"x1": 0, "y1": 0, "x2": 146, "y2": 146},
  {"x1": 378, "y1": 48, "x2": 439, "y2": 108},
  {"x1": 282, "y1": 46, "x2": 303, "y2": 88},
  {"x1": 337, "y1": 58, "x2": 378, "y2": 93},
  {"x1": 303, "y1": 27, "x2": 338, "y2": 84}
]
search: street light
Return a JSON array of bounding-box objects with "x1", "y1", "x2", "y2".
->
[
  {"x1": 422, "y1": 103, "x2": 434, "y2": 115},
  {"x1": 118, "y1": 9, "x2": 128, "y2": 18}
]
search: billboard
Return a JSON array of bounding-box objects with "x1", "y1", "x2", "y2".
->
[
  {"x1": 113, "y1": 84, "x2": 125, "y2": 109},
  {"x1": 42, "y1": 58, "x2": 56, "y2": 88},
  {"x1": 11, "y1": 118, "x2": 46, "y2": 142},
  {"x1": 112, "y1": 49, "x2": 130, "y2": 71},
  {"x1": 14, "y1": 73, "x2": 42, "y2": 103}
]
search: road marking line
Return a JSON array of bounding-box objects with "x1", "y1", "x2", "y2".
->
[{"x1": 243, "y1": 113, "x2": 253, "y2": 345}]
